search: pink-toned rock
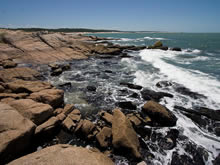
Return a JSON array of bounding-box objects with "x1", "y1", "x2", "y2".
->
[
  {"x1": 62, "y1": 116, "x2": 76, "y2": 132},
  {"x1": 62, "y1": 104, "x2": 75, "y2": 115},
  {"x1": 28, "y1": 89, "x2": 64, "y2": 108},
  {"x1": 8, "y1": 144, "x2": 114, "y2": 165},
  {"x1": 0, "y1": 67, "x2": 41, "y2": 82},
  {"x1": 96, "y1": 127, "x2": 112, "y2": 148},
  {"x1": 35, "y1": 116, "x2": 60, "y2": 136},
  {"x1": 0, "y1": 103, "x2": 36, "y2": 164},
  {"x1": 7, "y1": 80, "x2": 52, "y2": 93},
  {"x1": 9, "y1": 99, "x2": 53, "y2": 125},
  {"x1": 112, "y1": 108, "x2": 141, "y2": 159}
]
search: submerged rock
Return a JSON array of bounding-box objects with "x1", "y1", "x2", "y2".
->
[
  {"x1": 142, "y1": 101, "x2": 177, "y2": 126},
  {"x1": 112, "y1": 108, "x2": 141, "y2": 159},
  {"x1": 8, "y1": 144, "x2": 114, "y2": 165},
  {"x1": 171, "y1": 47, "x2": 182, "y2": 51},
  {"x1": 120, "y1": 82, "x2": 143, "y2": 90},
  {"x1": 141, "y1": 88, "x2": 173, "y2": 102},
  {"x1": 116, "y1": 101, "x2": 137, "y2": 110}
]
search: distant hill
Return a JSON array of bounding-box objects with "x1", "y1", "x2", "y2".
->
[{"x1": 1, "y1": 28, "x2": 121, "y2": 33}]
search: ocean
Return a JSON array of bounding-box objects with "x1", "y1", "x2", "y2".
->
[{"x1": 48, "y1": 32, "x2": 220, "y2": 164}]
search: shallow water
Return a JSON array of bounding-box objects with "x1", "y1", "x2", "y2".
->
[{"x1": 48, "y1": 32, "x2": 220, "y2": 164}]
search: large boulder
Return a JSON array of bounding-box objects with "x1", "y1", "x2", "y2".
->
[
  {"x1": 9, "y1": 99, "x2": 53, "y2": 125},
  {"x1": 142, "y1": 101, "x2": 177, "y2": 126},
  {"x1": 8, "y1": 144, "x2": 114, "y2": 165},
  {"x1": 112, "y1": 108, "x2": 141, "y2": 159},
  {"x1": 0, "y1": 67, "x2": 41, "y2": 82},
  {"x1": 28, "y1": 89, "x2": 64, "y2": 108},
  {"x1": 92, "y1": 44, "x2": 122, "y2": 55},
  {"x1": 7, "y1": 80, "x2": 52, "y2": 93},
  {"x1": 0, "y1": 103, "x2": 36, "y2": 164}
]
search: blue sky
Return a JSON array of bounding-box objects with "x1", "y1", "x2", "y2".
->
[{"x1": 0, "y1": 0, "x2": 219, "y2": 32}]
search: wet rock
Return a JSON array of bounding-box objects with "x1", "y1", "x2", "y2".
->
[
  {"x1": 214, "y1": 127, "x2": 220, "y2": 136},
  {"x1": 174, "y1": 106, "x2": 220, "y2": 121},
  {"x1": 127, "y1": 113, "x2": 142, "y2": 126},
  {"x1": 174, "y1": 86, "x2": 206, "y2": 99},
  {"x1": 137, "y1": 161, "x2": 147, "y2": 165},
  {"x1": 35, "y1": 116, "x2": 60, "y2": 136},
  {"x1": 142, "y1": 101, "x2": 177, "y2": 126},
  {"x1": 120, "y1": 82, "x2": 143, "y2": 90},
  {"x1": 0, "y1": 103, "x2": 36, "y2": 164},
  {"x1": 28, "y1": 89, "x2": 64, "y2": 108},
  {"x1": 96, "y1": 127, "x2": 112, "y2": 148},
  {"x1": 9, "y1": 99, "x2": 53, "y2": 125},
  {"x1": 116, "y1": 101, "x2": 137, "y2": 110},
  {"x1": 0, "y1": 67, "x2": 42, "y2": 82},
  {"x1": 92, "y1": 44, "x2": 122, "y2": 55},
  {"x1": 159, "y1": 46, "x2": 168, "y2": 51},
  {"x1": 171, "y1": 151, "x2": 202, "y2": 165},
  {"x1": 154, "y1": 41, "x2": 163, "y2": 47},
  {"x1": 112, "y1": 108, "x2": 141, "y2": 159},
  {"x1": 141, "y1": 88, "x2": 173, "y2": 102},
  {"x1": 156, "y1": 81, "x2": 173, "y2": 88},
  {"x1": 171, "y1": 47, "x2": 182, "y2": 51},
  {"x1": 129, "y1": 92, "x2": 140, "y2": 98},
  {"x1": 8, "y1": 144, "x2": 114, "y2": 165},
  {"x1": 213, "y1": 154, "x2": 220, "y2": 165},
  {"x1": 51, "y1": 68, "x2": 63, "y2": 76},
  {"x1": 7, "y1": 80, "x2": 52, "y2": 93},
  {"x1": 2, "y1": 60, "x2": 17, "y2": 68},
  {"x1": 99, "y1": 111, "x2": 113, "y2": 124},
  {"x1": 87, "y1": 85, "x2": 96, "y2": 92},
  {"x1": 58, "y1": 82, "x2": 71, "y2": 90},
  {"x1": 48, "y1": 63, "x2": 59, "y2": 70}
]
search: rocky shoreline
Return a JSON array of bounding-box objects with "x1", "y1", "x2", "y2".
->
[{"x1": 0, "y1": 30, "x2": 220, "y2": 165}]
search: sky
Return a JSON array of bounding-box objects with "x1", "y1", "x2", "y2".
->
[{"x1": 0, "y1": 0, "x2": 220, "y2": 32}]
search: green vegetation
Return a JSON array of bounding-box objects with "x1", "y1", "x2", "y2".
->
[{"x1": 1, "y1": 28, "x2": 120, "y2": 33}]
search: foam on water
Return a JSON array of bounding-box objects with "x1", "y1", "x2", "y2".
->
[
  {"x1": 137, "y1": 49, "x2": 220, "y2": 109},
  {"x1": 144, "y1": 36, "x2": 169, "y2": 40}
]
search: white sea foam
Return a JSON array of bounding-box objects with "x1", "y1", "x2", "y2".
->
[
  {"x1": 137, "y1": 49, "x2": 220, "y2": 108},
  {"x1": 144, "y1": 36, "x2": 168, "y2": 40}
]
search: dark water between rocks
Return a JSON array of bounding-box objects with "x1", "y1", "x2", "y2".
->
[{"x1": 47, "y1": 33, "x2": 220, "y2": 164}]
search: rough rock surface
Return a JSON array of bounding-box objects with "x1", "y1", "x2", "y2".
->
[
  {"x1": 35, "y1": 116, "x2": 60, "y2": 136},
  {"x1": 0, "y1": 67, "x2": 41, "y2": 82},
  {"x1": 0, "y1": 103, "x2": 36, "y2": 164},
  {"x1": 9, "y1": 99, "x2": 53, "y2": 125},
  {"x1": 112, "y1": 108, "x2": 141, "y2": 159},
  {"x1": 142, "y1": 101, "x2": 177, "y2": 127},
  {"x1": 96, "y1": 127, "x2": 112, "y2": 148},
  {"x1": 28, "y1": 89, "x2": 64, "y2": 108},
  {"x1": 7, "y1": 80, "x2": 52, "y2": 93},
  {"x1": 8, "y1": 144, "x2": 114, "y2": 165}
]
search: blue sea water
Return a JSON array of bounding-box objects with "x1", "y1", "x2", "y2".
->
[
  {"x1": 49, "y1": 32, "x2": 220, "y2": 164},
  {"x1": 90, "y1": 32, "x2": 220, "y2": 109}
]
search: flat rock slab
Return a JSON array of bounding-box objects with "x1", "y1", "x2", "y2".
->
[
  {"x1": 9, "y1": 99, "x2": 53, "y2": 125},
  {"x1": 8, "y1": 144, "x2": 114, "y2": 165},
  {"x1": 28, "y1": 89, "x2": 64, "y2": 108},
  {"x1": 7, "y1": 80, "x2": 52, "y2": 93},
  {"x1": 0, "y1": 67, "x2": 41, "y2": 82},
  {"x1": 0, "y1": 103, "x2": 36, "y2": 164}
]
